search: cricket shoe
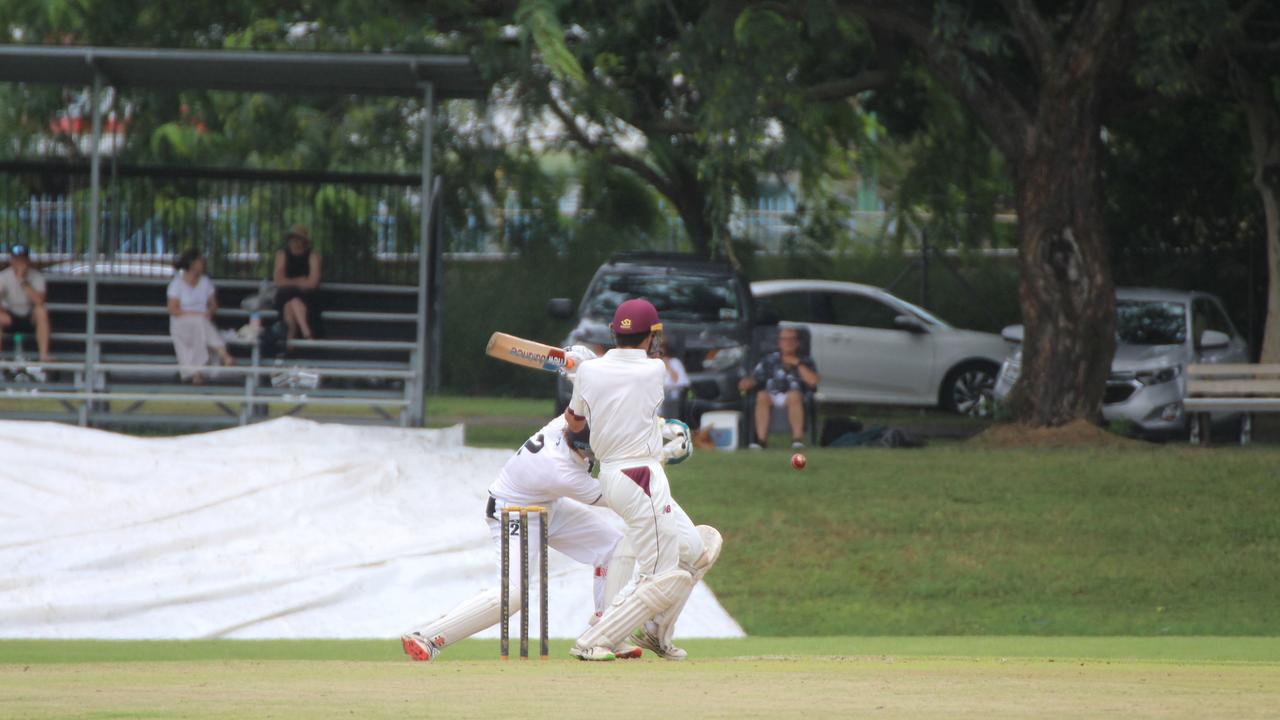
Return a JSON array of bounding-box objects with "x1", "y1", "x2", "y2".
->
[
  {"x1": 401, "y1": 632, "x2": 442, "y2": 662},
  {"x1": 613, "y1": 642, "x2": 643, "y2": 660},
  {"x1": 632, "y1": 626, "x2": 687, "y2": 661},
  {"x1": 569, "y1": 644, "x2": 616, "y2": 662}
]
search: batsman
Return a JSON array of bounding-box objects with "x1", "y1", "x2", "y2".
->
[
  {"x1": 566, "y1": 298, "x2": 723, "y2": 661},
  {"x1": 400, "y1": 340, "x2": 708, "y2": 661}
]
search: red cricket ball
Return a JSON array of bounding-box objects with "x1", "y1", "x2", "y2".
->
[{"x1": 791, "y1": 452, "x2": 807, "y2": 470}]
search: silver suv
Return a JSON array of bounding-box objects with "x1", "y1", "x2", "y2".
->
[{"x1": 992, "y1": 288, "x2": 1249, "y2": 436}]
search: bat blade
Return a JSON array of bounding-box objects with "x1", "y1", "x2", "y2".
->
[{"x1": 486, "y1": 332, "x2": 575, "y2": 373}]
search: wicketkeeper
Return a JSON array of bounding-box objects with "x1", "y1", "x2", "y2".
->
[{"x1": 400, "y1": 412, "x2": 629, "y2": 661}]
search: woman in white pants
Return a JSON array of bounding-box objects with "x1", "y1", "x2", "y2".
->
[{"x1": 167, "y1": 249, "x2": 233, "y2": 384}]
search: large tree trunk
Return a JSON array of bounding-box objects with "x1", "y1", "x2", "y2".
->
[
  {"x1": 1005, "y1": 78, "x2": 1116, "y2": 426},
  {"x1": 1236, "y1": 72, "x2": 1280, "y2": 362},
  {"x1": 663, "y1": 165, "x2": 715, "y2": 256}
]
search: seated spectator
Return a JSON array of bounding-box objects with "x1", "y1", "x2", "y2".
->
[
  {"x1": 737, "y1": 326, "x2": 819, "y2": 449},
  {"x1": 0, "y1": 244, "x2": 52, "y2": 362},
  {"x1": 273, "y1": 224, "x2": 322, "y2": 341},
  {"x1": 167, "y1": 248, "x2": 233, "y2": 384},
  {"x1": 660, "y1": 338, "x2": 691, "y2": 421}
]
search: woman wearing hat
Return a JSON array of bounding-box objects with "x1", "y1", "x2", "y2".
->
[{"x1": 272, "y1": 224, "x2": 322, "y2": 341}]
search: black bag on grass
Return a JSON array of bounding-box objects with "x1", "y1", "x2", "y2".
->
[
  {"x1": 820, "y1": 417, "x2": 864, "y2": 447},
  {"x1": 828, "y1": 425, "x2": 925, "y2": 449}
]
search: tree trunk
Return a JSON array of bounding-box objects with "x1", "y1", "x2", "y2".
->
[
  {"x1": 1005, "y1": 79, "x2": 1116, "y2": 427},
  {"x1": 663, "y1": 166, "x2": 714, "y2": 256},
  {"x1": 1237, "y1": 75, "x2": 1280, "y2": 362}
]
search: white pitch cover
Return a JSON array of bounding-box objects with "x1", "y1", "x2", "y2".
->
[{"x1": 0, "y1": 417, "x2": 744, "y2": 640}]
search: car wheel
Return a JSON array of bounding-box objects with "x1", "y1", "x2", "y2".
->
[{"x1": 941, "y1": 361, "x2": 999, "y2": 417}]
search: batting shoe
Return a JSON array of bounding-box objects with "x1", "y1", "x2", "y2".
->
[
  {"x1": 401, "y1": 632, "x2": 442, "y2": 662},
  {"x1": 613, "y1": 642, "x2": 643, "y2": 660},
  {"x1": 632, "y1": 625, "x2": 687, "y2": 661},
  {"x1": 569, "y1": 644, "x2": 616, "y2": 662}
]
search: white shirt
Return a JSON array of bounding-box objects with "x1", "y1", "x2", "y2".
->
[
  {"x1": 0, "y1": 267, "x2": 46, "y2": 316},
  {"x1": 568, "y1": 348, "x2": 664, "y2": 464},
  {"x1": 167, "y1": 274, "x2": 217, "y2": 314},
  {"x1": 663, "y1": 356, "x2": 690, "y2": 397},
  {"x1": 488, "y1": 415, "x2": 602, "y2": 506}
]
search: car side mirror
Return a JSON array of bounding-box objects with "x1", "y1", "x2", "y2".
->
[
  {"x1": 547, "y1": 297, "x2": 574, "y2": 319},
  {"x1": 1198, "y1": 329, "x2": 1230, "y2": 350},
  {"x1": 1001, "y1": 324, "x2": 1025, "y2": 343},
  {"x1": 894, "y1": 315, "x2": 928, "y2": 333}
]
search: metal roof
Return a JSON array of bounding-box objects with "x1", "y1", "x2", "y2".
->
[{"x1": 0, "y1": 45, "x2": 487, "y2": 99}]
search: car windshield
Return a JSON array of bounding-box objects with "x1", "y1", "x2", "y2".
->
[
  {"x1": 1116, "y1": 300, "x2": 1186, "y2": 345},
  {"x1": 582, "y1": 271, "x2": 742, "y2": 324}
]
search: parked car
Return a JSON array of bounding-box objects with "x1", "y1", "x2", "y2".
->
[
  {"x1": 750, "y1": 279, "x2": 1009, "y2": 416},
  {"x1": 992, "y1": 287, "x2": 1250, "y2": 436},
  {"x1": 548, "y1": 252, "x2": 754, "y2": 418}
]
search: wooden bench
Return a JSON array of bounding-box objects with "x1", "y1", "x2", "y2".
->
[{"x1": 1183, "y1": 364, "x2": 1280, "y2": 446}]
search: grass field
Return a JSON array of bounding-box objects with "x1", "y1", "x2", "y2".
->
[
  {"x1": 6, "y1": 397, "x2": 1280, "y2": 717},
  {"x1": 3, "y1": 638, "x2": 1277, "y2": 719},
  {"x1": 678, "y1": 443, "x2": 1280, "y2": 636}
]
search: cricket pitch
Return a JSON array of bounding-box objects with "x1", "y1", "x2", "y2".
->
[{"x1": 2, "y1": 638, "x2": 1277, "y2": 719}]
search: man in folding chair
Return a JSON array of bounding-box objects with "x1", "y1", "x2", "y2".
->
[{"x1": 738, "y1": 326, "x2": 820, "y2": 450}]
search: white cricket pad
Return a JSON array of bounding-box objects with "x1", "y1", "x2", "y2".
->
[
  {"x1": 409, "y1": 588, "x2": 507, "y2": 649},
  {"x1": 601, "y1": 536, "x2": 636, "y2": 614},
  {"x1": 577, "y1": 569, "x2": 691, "y2": 650},
  {"x1": 688, "y1": 525, "x2": 723, "y2": 582},
  {"x1": 656, "y1": 525, "x2": 724, "y2": 648}
]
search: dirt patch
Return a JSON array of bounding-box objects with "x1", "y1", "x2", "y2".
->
[{"x1": 970, "y1": 419, "x2": 1152, "y2": 449}]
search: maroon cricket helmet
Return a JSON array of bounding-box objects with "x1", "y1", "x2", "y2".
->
[{"x1": 610, "y1": 298, "x2": 663, "y2": 335}]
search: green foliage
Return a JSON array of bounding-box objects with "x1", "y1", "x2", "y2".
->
[
  {"x1": 515, "y1": 0, "x2": 586, "y2": 85},
  {"x1": 501, "y1": 1, "x2": 881, "y2": 254},
  {"x1": 876, "y1": 68, "x2": 1013, "y2": 251},
  {"x1": 1104, "y1": 97, "x2": 1261, "y2": 341}
]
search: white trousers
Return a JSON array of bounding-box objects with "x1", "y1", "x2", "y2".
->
[
  {"x1": 597, "y1": 459, "x2": 681, "y2": 581},
  {"x1": 485, "y1": 495, "x2": 622, "y2": 615},
  {"x1": 409, "y1": 496, "x2": 623, "y2": 648},
  {"x1": 169, "y1": 314, "x2": 225, "y2": 380}
]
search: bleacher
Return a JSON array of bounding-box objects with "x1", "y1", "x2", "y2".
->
[{"x1": 1, "y1": 273, "x2": 423, "y2": 428}]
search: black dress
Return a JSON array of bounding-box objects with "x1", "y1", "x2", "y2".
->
[{"x1": 274, "y1": 248, "x2": 322, "y2": 337}]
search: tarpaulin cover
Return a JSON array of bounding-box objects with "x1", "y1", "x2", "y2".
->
[{"x1": 0, "y1": 418, "x2": 744, "y2": 639}]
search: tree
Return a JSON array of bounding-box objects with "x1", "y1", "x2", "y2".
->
[
  {"x1": 1132, "y1": 0, "x2": 1280, "y2": 360},
  {"x1": 510, "y1": 1, "x2": 893, "y2": 261},
  {"x1": 1104, "y1": 96, "x2": 1260, "y2": 342},
  {"x1": 836, "y1": 1, "x2": 1141, "y2": 427}
]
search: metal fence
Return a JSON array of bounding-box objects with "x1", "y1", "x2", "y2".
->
[
  {"x1": 0, "y1": 160, "x2": 1009, "y2": 274},
  {"x1": 0, "y1": 160, "x2": 426, "y2": 284}
]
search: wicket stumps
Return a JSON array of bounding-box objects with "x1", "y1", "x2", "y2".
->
[{"x1": 499, "y1": 505, "x2": 549, "y2": 659}]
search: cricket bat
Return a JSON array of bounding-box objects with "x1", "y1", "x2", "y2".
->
[{"x1": 486, "y1": 332, "x2": 575, "y2": 373}]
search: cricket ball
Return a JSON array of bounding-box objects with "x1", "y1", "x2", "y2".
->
[{"x1": 791, "y1": 452, "x2": 807, "y2": 470}]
